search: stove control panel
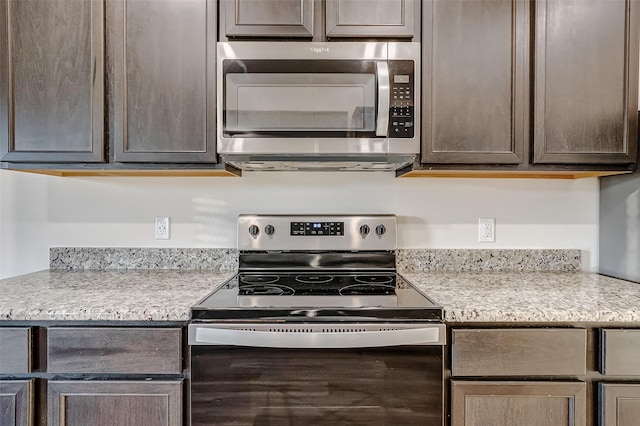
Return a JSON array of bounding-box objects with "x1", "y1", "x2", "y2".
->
[
  {"x1": 238, "y1": 215, "x2": 397, "y2": 251},
  {"x1": 290, "y1": 221, "x2": 344, "y2": 236}
]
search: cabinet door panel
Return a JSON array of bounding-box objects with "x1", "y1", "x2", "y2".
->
[
  {"x1": 48, "y1": 381, "x2": 182, "y2": 426},
  {"x1": 0, "y1": 380, "x2": 33, "y2": 426},
  {"x1": 0, "y1": 0, "x2": 103, "y2": 162},
  {"x1": 600, "y1": 383, "x2": 640, "y2": 426},
  {"x1": 224, "y1": 0, "x2": 314, "y2": 38},
  {"x1": 421, "y1": 0, "x2": 527, "y2": 164},
  {"x1": 111, "y1": 0, "x2": 216, "y2": 162},
  {"x1": 452, "y1": 381, "x2": 587, "y2": 426},
  {"x1": 534, "y1": 0, "x2": 639, "y2": 164},
  {"x1": 326, "y1": 0, "x2": 415, "y2": 38}
]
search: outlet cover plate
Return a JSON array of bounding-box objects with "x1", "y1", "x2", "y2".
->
[
  {"x1": 478, "y1": 218, "x2": 495, "y2": 243},
  {"x1": 155, "y1": 216, "x2": 170, "y2": 240}
]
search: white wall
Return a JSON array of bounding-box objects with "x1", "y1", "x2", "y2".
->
[{"x1": 0, "y1": 169, "x2": 599, "y2": 278}]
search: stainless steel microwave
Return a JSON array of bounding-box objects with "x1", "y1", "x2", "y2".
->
[{"x1": 217, "y1": 42, "x2": 420, "y2": 172}]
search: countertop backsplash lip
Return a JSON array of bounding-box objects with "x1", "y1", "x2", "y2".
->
[
  {"x1": 50, "y1": 247, "x2": 239, "y2": 271},
  {"x1": 396, "y1": 249, "x2": 581, "y2": 273},
  {"x1": 50, "y1": 247, "x2": 580, "y2": 273}
]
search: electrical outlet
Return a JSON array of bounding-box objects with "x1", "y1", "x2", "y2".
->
[
  {"x1": 155, "y1": 216, "x2": 170, "y2": 240},
  {"x1": 478, "y1": 218, "x2": 495, "y2": 243}
]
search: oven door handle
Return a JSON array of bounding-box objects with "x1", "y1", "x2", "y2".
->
[
  {"x1": 375, "y1": 62, "x2": 390, "y2": 137},
  {"x1": 189, "y1": 324, "x2": 446, "y2": 348}
]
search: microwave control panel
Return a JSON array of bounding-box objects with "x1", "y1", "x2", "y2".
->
[{"x1": 389, "y1": 61, "x2": 415, "y2": 138}]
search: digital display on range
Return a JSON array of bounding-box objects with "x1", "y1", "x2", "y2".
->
[{"x1": 291, "y1": 222, "x2": 344, "y2": 236}]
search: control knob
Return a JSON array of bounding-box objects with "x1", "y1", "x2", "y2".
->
[
  {"x1": 359, "y1": 224, "x2": 370, "y2": 237},
  {"x1": 375, "y1": 224, "x2": 386, "y2": 236},
  {"x1": 264, "y1": 224, "x2": 275, "y2": 236},
  {"x1": 248, "y1": 225, "x2": 260, "y2": 237}
]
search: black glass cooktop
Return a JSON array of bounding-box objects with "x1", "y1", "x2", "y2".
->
[
  {"x1": 238, "y1": 272, "x2": 399, "y2": 296},
  {"x1": 191, "y1": 272, "x2": 442, "y2": 322}
]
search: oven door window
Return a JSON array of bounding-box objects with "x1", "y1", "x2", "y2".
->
[
  {"x1": 191, "y1": 345, "x2": 442, "y2": 425},
  {"x1": 222, "y1": 60, "x2": 379, "y2": 138}
]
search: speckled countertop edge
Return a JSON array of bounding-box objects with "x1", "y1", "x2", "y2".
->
[
  {"x1": 404, "y1": 271, "x2": 640, "y2": 323},
  {"x1": 2, "y1": 269, "x2": 639, "y2": 323},
  {"x1": 0, "y1": 270, "x2": 234, "y2": 321}
]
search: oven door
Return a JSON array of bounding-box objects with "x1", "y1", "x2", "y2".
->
[
  {"x1": 189, "y1": 323, "x2": 444, "y2": 425},
  {"x1": 217, "y1": 42, "x2": 419, "y2": 156}
]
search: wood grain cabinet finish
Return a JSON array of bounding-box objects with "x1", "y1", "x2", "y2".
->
[
  {"x1": 0, "y1": 380, "x2": 33, "y2": 426},
  {"x1": 48, "y1": 380, "x2": 182, "y2": 426},
  {"x1": 222, "y1": 0, "x2": 314, "y2": 38},
  {"x1": 451, "y1": 381, "x2": 587, "y2": 426},
  {"x1": 110, "y1": 0, "x2": 217, "y2": 163},
  {"x1": 533, "y1": 0, "x2": 639, "y2": 164},
  {"x1": 0, "y1": 0, "x2": 104, "y2": 163},
  {"x1": 451, "y1": 328, "x2": 587, "y2": 377},
  {"x1": 0, "y1": 328, "x2": 31, "y2": 374},
  {"x1": 325, "y1": 0, "x2": 416, "y2": 38},
  {"x1": 421, "y1": 0, "x2": 528, "y2": 164},
  {"x1": 600, "y1": 383, "x2": 640, "y2": 426},
  {"x1": 47, "y1": 327, "x2": 181, "y2": 374},
  {"x1": 600, "y1": 329, "x2": 640, "y2": 376}
]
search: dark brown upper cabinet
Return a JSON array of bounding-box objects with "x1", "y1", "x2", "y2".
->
[
  {"x1": 421, "y1": 0, "x2": 528, "y2": 164},
  {"x1": 221, "y1": 0, "x2": 315, "y2": 39},
  {"x1": 533, "y1": 0, "x2": 639, "y2": 165},
  {"x1": 325, "y1": 0, "x2": 416, "y2": 38},
  {"x1": 0, "y1": 0, "x2": 104, "y2": 163},
  {"x1": 109, "y1": 0, "x2": 217, "y2": 163},
  {"x1": 221, "y1": 0, "x2": 420, "y2": 41}
]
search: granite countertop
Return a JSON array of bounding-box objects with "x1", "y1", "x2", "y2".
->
[
  {"x1": 404, "y1": 271, "x2": 640, "y2": 323},
  {"x1": 0, "y1": 269, "x2": 234, "y2": 321},
  {"x1": 3, "y1": 267, "x2": 640, "y2": 324}
]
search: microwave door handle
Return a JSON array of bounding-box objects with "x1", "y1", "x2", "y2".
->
[{"x1": 376, "y1": 62, "x2": 390, "y2": 137}]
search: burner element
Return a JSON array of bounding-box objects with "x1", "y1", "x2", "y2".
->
[
  {"x1": 339, "y1": 283, "x2": 397, "y2": 296},
  {"x1": 354, "y1": 275, "x2": 394, "y2": 285},
  {"x1": 240, "y1": 284, "x2": 295, "y2": 296},
  {"x1": 240, "y1": 275, "x2": 280, "y2": 285},
  {"x1": 295, "y1": 275, "x2": 334, "y2": 284}
]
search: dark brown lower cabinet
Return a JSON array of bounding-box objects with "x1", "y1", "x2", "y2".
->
[
  {"x1": 451, "y1": 381, "x2": 587, "y2": 426},
  {"x1": 600, "y1": 383, "x2": 640, "y2": 426},
  {"x1": 47, "y1": 380, "x2": 182, "y2": 426},
  {"x1": 0, "y1": 380, "x2": 33, "y2": 426}
]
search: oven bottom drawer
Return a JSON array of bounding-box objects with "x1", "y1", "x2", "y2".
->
[{"x1": 191, "y1": 345, "x2": 443, "y2": 425}]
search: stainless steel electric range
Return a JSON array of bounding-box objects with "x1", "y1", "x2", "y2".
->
[{"x1": 189, "y1": 215, "x2": 445, "y2": 425}]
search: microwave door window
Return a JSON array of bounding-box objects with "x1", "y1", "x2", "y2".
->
[{"x1": 224, "y1": 73, "x2": 376, "y2": 136}]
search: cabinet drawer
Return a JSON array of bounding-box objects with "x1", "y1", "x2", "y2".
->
[
  {"x1": 600, "y1": 329, "x2": 640, "y2": 376},
  {"x1": 452, "y1": 328, "x2": 587, "y2": 377},
  {"x1": 0, "y1": 328, "x2": 32, "y2": 373},
  {"x1": 47, "y1": 328, "x2": 182, "y2": 374}
]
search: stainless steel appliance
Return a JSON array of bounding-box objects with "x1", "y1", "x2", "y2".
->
[
  {"x1": 189, "y1": 215, "x2": 445, "y2": 425},
  {"x1": 217, "y1": 43, "x2": 420, "y2": 172},
  {"x1": 600, "y1": 113, "x2": 640, "y2": 284}
]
